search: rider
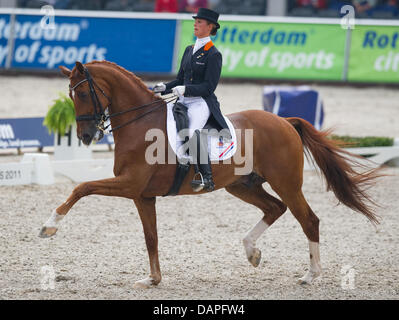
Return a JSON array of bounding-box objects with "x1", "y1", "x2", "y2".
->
[{"x1": 153, "y1": 7, "x2": 229, "y2": 192}]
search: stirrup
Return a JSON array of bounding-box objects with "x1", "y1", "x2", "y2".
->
[{"x1": 191, "y1": 172, "x2": 205, "y2": 192}]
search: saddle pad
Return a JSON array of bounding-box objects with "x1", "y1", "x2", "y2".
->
[{"x1": 167, "y1": 102, "x2": 237, "y2": 162}]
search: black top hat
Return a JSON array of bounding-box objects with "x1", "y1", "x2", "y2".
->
[{"x1": 193, "y1": 8, "x2": 220, "y2": 29}]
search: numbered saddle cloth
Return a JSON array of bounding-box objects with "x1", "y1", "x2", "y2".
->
[{"x1": 166, "y1": 102, "x2": 237, "y2": 162}]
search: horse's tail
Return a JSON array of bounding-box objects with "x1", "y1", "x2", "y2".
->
[{"x1": 286, "y1": 117, "x2": 383, "y2": 225}]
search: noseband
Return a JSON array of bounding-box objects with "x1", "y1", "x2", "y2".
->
[{"x1": 70, "y1": 66, "x2": 177, "y2": 133}]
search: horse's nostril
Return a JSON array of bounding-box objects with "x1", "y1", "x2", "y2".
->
[{"x1": 82, "y1": 133, "x2": 92, "y2": 145}]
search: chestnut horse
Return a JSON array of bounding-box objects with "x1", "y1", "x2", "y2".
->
[{"x1": 39, "y1": 61, "x2": 381, "y2": 288}]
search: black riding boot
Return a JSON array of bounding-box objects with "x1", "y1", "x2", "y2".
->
[{"x1": 191, "y1": 130, "x2": 215, "y2": 192}]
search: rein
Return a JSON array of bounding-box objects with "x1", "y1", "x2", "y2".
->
[
  {"x1": 70, "y1": 66, "x2": 177, "y2": 133},
  {"x1": 106, "y1": 95, "x2": 177, "y2": 132}
]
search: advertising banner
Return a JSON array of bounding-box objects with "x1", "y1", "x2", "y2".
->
[
  {"x1": 0, "y1": 117, "x2": 53, "y2": 149},
  {"x1": 0, "y1": 117, "x2": 113, "y2": 149},
  {"x1": 178, "y1": 20, "x2": 346, "y2": 80},
  {"x1": 0, "y1": 14, "x2": 176, "y2": 73},
  {"x1": 348, "y1": 25, "x2": 399, "y2": 83},
  {"x1": 0, "y1": 14, "x2": 10, "y2": 68}
]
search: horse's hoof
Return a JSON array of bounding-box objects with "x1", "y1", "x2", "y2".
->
[
  {"x1": 39, "y1": 226, "x2": 58, "y2": 238},
  {"x1": 248, "y1": 248, "x2": 261, "y2": 267},
  {"x1": 133, "y1": 277, "x2": 158, "y2": 289},
  {"x1": 298, "y1": 278, "x2": 311, "y2": 285},
  {"x1": 297, "y1": 270, "x2": 320, "y2": 285},
  {"x1": 133, "y1": 281, "x2": 150, "y2": 289}
]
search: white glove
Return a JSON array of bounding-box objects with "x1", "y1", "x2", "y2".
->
[
  {"x1": 153, "y1": 82, "x2": 166, "y2": 93},
  {"x1": 172, "y1": 86, "x2": 185, "y2": 97}
]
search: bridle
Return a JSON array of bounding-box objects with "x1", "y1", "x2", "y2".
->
[{"x1": 69, "y1": 66, "x2": 177, "y2": 133}]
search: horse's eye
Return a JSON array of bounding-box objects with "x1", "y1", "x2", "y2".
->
[{"x1": 77, "y1": 91, "x2": 88, "y2": 99}]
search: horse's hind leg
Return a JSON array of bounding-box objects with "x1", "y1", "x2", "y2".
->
[
  {"x1": 278, "y1": 189, "x2": 322, "y2": 284},
  {"x1": 225, "y1": 183, "x2": 287, "y2": 267}
]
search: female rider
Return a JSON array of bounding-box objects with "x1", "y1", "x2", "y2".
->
[{"x1": 153, "y1": 7, "x2": 228, "y2": 192}]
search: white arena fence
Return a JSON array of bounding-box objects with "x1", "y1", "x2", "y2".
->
[
  {"x1": 1, "y1": 139, "x2": 398, "y2": 186},
  {"x1": 2, "y1": 145, "x2": 398, "y2": 186},
  {"x1": 0, "y1": 153, "x2": 114, "y2": 186}
]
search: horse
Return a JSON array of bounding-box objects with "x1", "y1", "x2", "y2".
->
[{"x1": 39, "y1": 60, "x2": 382, "y2": 289}]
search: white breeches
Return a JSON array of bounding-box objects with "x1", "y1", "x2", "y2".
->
[
  {"x1": 180, "y1": 96, "x2": 210, "y2": 138},
  {"x1": 168, "y1": 96, "x2": 210, "y2": 162}
]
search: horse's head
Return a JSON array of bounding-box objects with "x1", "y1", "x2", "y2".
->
[{"x1": 59, "y1": 61, "x2": 111, "y2": 146}]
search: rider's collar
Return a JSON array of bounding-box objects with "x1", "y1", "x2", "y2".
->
[{"x1": 193, "y1": 36, "x2": 211, "y2": 54}]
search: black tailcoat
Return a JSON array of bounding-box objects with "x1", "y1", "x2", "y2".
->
[{"x1": 165, "y1": 42, "x2": 229, "y2": 131}]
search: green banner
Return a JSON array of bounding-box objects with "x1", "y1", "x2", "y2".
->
[
  {"x1": 348, "y1": 25, "x2": 399, "y2": 83},
  {"x1": 178, "y1": 20, "x2": 346, "y2": 80}
]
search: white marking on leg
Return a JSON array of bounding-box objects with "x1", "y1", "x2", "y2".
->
[
  {"x1": 44, "y1": 209, "x2": 64, "y2": 228},
  {"x1": 299, "y1": 241, "x2": 322, "y2": 284},
  {"x1": 243, "y1": 219, "x2": 269, "y2": 256},
  {"x1": 243, "y1": 219, "x2": 269, "y2": 266},
  {"x1": 133, "y1": 277, "x2": 155, "y2": 289}
]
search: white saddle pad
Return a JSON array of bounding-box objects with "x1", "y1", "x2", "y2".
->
[{"x1": 167, "y1": 102, "x2": 237, "y2": 162}]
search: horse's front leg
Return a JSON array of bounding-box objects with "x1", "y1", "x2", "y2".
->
[
  {"x1": 39, "y1": 176, "x2": 131, "y2": 238},
  {"x1": 132, "y1": 196, "x2": 161, "y2": 289}
]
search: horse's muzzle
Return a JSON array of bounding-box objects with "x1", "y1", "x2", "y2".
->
[
  {"x1": 81, "y1": 133, "x2": 93, "y2": 146},
  {"x1": 79, "y1": 129, "x2": 104, "y2": 146}
]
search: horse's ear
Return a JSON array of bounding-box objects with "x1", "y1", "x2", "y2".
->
[
  {"x1": 75, "y1": 61, "x2": 85, "y2": 74},
  {"x1": 59, "y1": 66, "x2": 71, "y2": 77}
]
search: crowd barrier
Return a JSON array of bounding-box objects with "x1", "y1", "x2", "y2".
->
[{"x1": 0, "y1": 9, "x2": 399, "y2": 83}]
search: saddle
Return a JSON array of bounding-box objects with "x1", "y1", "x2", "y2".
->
[{"x1": 164, "y1": 101, "x2": 236, "y2": 196}]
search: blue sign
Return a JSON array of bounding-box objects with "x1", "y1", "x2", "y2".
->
[
  {"x1": 0, "y1": 117, "x2": 114, "y2": 149},
  {"x1": 0, "y1": 14, "x2": 10, "y2": 68},
  {"x1": 0, "y1": 14, "x2": 176, "y2": 73},
  {"x1": 0, "y1": 117, "x2": 54, "y2": 149},
  {"x1": 263, "y1": 87, "x2": 324, "y2": 130}
]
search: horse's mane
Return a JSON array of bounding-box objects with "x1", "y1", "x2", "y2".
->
[{"x1": 86, "y1": 60, "x2": 162, "y2": 101}]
